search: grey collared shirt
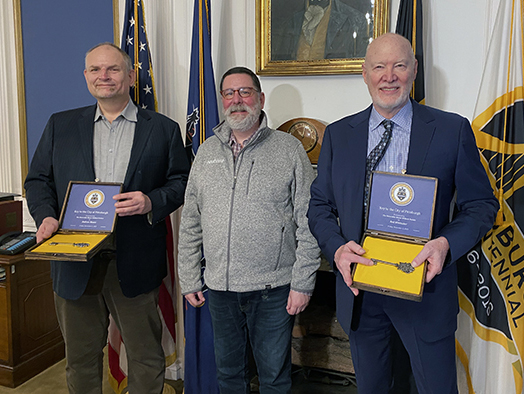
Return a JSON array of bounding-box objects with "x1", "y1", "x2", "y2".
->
[
  {"x1": 367, "y1": 101, "x2": 413, "y2": 174},
  {"x1": 93, "y1": 100, "x2": 137, "y2": 182}
]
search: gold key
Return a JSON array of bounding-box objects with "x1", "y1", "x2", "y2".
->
[
  {"x1": 371, "y1": 259, "x2": 414, "y2": 274},
  {"x1": 49, "y1": 242, "x2": 90, "y2": 248}
]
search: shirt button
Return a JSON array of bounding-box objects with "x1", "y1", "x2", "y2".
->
[{"x1": 389, "y1": 165, "x2": 394, "y2": 171}]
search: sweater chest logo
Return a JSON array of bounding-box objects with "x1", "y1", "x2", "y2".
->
[{"x1": 206, "y1": 159, "x2": 225, "y2": 164}]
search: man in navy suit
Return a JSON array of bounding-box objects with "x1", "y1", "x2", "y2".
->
[
  {"x1": 307, "y1": 33, "x2": 498, "y2": 393},
  {"x1": 25, "y1": 43, "x2": 189, "y2": 394}
]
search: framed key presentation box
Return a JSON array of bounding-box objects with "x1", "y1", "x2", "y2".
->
[
  {"x1": 352, "y1": 172, "x2": 438, "y2": 301},
  {"x1": 26, "y1": 181, "x2": 122, "y2": 262}
]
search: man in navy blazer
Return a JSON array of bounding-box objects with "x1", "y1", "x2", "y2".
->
[
  {"x1": 25, "y1": 43, "x2": 189, "y2": 393},
  {"x1": 308, "y1": 33, "x2": 498, "y2": 393}
]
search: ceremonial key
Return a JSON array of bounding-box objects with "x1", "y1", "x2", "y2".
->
[
  {"x1": 49, "y1": 242, "x2": 90, "y2": 248},
  {"x1": 371, "y1": 258, "x2": 414, "y2": 274}
]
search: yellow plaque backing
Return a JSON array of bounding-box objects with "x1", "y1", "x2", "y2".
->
[
  {"x1": 29, "y1": 233, "x2": 110, "y2": 261},
  {"x1": 353, "y1": 236, "x2": 426, "y2": 301}
]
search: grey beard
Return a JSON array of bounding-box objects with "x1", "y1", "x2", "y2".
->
[{"x1": 224, "y1": 103, "x2": 261, "y2": 132}]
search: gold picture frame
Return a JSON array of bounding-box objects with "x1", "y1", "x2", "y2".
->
[{"x1": 256, "y1": 0, "x2": 389, "y2": 76}]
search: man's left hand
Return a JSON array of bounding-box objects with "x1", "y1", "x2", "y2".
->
[
  {"x1": 411, "y1": 236, "x2": 449, "y2": 283},
  {"x1": 286, "y1": 290, "x2": 310, "y2": 315},
  {"x1": 113, "y1": 191, "x2": 152, "y2": 216}
]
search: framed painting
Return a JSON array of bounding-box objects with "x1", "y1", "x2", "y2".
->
[{"x1": 256, "y1": 0, "x2": 389, "y2": 76}]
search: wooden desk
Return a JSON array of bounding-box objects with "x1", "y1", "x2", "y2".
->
[{"x1": 0, "y1": 254, "x2": 64, "y2": 387}]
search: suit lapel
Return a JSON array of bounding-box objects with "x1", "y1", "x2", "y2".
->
[
  {"x1": 343, "y1": 106, "x2": 371, "y2": 198},
  {"x1": 124, "y1": 108, "x2": 153, "y2": 187},
  {"x1": 407, "y1": 101, "x2": 436, "y2": 174},
  {"x1": 346, "y1": 108, "x2": 370, "y2": 169},
  {"x1": 78, "y1": 106, "x2": 96, "y2": 180}
]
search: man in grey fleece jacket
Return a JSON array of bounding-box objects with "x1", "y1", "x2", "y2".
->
[{"x1": 178, "y1": 67, "x2": 320, "y2": 393}]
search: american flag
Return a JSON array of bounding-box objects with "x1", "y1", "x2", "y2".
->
[
  {"x1": 121, "y1": 0, "x2": 157, "y2": 110},
  {"x1": 108, "y1": 1, "x2": 179, "y2": 392}
]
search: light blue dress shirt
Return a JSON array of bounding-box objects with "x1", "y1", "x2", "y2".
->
[{"x1": 367, "y1": 101, "x2": 413, "y2": 174}]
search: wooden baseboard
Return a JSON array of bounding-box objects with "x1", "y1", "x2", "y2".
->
[{"x1": 0, "y1": 341, "x2": 64, "y2": 388}]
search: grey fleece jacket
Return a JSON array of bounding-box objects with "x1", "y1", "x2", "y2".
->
[{"x1": 178, "y1": 113, "x2": 320, "y2": 295}]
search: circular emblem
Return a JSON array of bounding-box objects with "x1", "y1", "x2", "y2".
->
[
  {"x1": 84, "y1": 189, "x2": 105, "y2": 208},
  {"x1": 390, "y1": 182, "x2": 414, "y2": 206},
  {"x1": 277, "y1": 118, "x2": 326, "y2": 164},
  {"x1": 287, "y1": 121, "x2": 318, "y2": 152}
]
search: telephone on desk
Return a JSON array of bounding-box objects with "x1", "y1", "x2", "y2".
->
[{"x1": 0, "y1": 231, "x2": 37, "y2": 255}]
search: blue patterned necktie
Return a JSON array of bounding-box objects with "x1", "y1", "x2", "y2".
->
[{"x1": 364, "y1": 119, "x2": 393, "y2": 216}]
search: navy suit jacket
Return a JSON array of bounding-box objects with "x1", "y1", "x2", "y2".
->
[
  {"x1": 308, "y1": 100, "x2": 498, "y2": 340},
  {"x1": 25, "y1": 104, "x2": 190, "y2": 300}
]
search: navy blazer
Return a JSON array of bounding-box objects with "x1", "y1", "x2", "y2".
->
[
  {"x1": 308, "y1": 100, "x2": 498, "y2": 339},
  {"x1": 25, "y1": 104, "x2": 190, "y2": 300}
]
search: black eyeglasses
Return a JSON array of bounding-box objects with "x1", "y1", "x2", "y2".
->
[{"x1": 220, "y1": 87, "x2": 259, "y2": 100}]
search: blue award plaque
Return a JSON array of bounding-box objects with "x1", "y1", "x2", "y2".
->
[
  {"x1": 25, "y1": 181, "x2": 122, "y2": 262},
  {"x1": 61, "y1": 183, "x2": 122, "y2": 231},
  {"x1": 352, "y1": 172, "x2": 438, "y2": 302},
  {"x1": 367, "y1": 172, "x2": 438, "y2": 240}
]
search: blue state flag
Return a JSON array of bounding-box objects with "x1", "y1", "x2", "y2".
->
[
  {"x1": 184, "y1": 269, "x2": 220, "y2": 394},
  {"x1": 121, "y1": 0, "x2": 157, "y2": 111},
  {"x1": 185, "y1": 0, "x2": 219, "y2": 161},
  {"x1": 183, "y1": 1, "x2": 220, "y2": 393}
]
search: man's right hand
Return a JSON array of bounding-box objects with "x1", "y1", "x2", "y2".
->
[
  {"x1": 334, "y1": 241, "x2": 374, "y2": 296},
  {"x1": 36, "y1": 217, "x2": 59, "y2": 243},
  {"x1": 185, "y1": 291, "x2": 206, "y2": 308}
]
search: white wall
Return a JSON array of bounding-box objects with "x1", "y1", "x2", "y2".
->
[{"x1": 119, "y1": 0, "x2": 498, "y2": 135}]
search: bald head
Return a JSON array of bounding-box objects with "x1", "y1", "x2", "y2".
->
[
  {"x1": 362, "y1": 33, "x2": 418, "y2": 119},
  {"x1": 365, "y1": 33, "x2": 416, "y2": 65}
]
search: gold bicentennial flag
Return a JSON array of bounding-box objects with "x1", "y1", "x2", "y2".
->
[{"x1": 456, "y1": 0, "x2": 524, "y2": 393}]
